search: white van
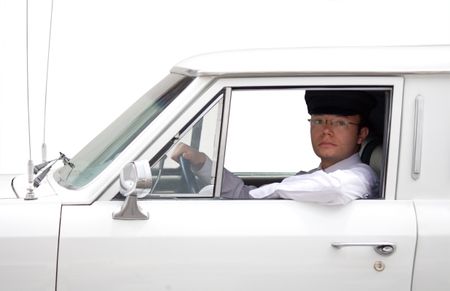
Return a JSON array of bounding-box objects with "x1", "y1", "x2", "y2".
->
[{"x1": 1, "y1": 45, "x2": 450, "y2": 291}]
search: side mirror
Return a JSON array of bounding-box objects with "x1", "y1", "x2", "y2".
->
[{"x1": 113, "y1": 160, "x2": 152, "y2": 220}]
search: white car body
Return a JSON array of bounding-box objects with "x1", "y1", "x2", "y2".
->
[{"x1": 1, "y1": 45, "x2": 450, "y2": 291}]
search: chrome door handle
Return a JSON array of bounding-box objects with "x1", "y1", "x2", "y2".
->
[
  {"x1": 331, "y1": 242, "x2": 396, "y2": 256},
  {"x1": 412, "y1": 95, "x2": 424, "y2": 180}
]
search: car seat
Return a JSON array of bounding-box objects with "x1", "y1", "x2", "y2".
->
[{"x1": 360, "y1": 137, "x2": 383, "y2": 199}]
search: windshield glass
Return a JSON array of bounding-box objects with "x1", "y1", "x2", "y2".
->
[{"x1": 54, "y1": 73, "x2": 193, "y2": 189}]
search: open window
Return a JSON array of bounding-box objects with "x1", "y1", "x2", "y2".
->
[{"x1": 222, "y1": 87, "x2": 390, "y2": 199}]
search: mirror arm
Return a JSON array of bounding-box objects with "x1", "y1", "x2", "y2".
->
[
  {"x1": 113, "y1": 193, "x2": 149, "y2": 220},
  {"x1": 113, "y1": 160, "x2": 152, "y2": 220}
]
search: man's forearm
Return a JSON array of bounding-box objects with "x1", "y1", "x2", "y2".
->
[{"x1": 194, "y1": 158, "x2": 254, "y2": 199}]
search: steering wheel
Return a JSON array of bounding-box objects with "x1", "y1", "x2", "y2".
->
[{"x1": 179, "y1": 156, "x2": 200, "y2": 193}]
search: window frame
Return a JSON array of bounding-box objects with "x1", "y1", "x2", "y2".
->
[
  {"x1": 144, "y1": 90, "x2": 226, "y2": 198},
  {"x1": 210, "y1": 76, "x2": 404, "y2": 201},
  {"x1": 97, "y1": 76, "x2": 403, "y2": 202}
]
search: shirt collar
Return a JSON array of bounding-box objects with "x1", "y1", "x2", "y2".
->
[{"x1": 321, "y1": 153, "x2": 362, "y2": 173}]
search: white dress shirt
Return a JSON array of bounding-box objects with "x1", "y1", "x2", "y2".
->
[{"x1": 195, "y1": 153, "x2": 378, "y2": 205}]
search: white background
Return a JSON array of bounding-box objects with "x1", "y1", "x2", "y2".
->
[{"x1": 1, "y1": 0, "x2": 450, "y2": 174}]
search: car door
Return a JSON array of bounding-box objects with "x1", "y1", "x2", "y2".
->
[
  {"x1": 57, "y1": 200, "x2": 415, "y2": 291},
  {"x1": 57, "y1": 77, "x2": 416, "y2": 291}
]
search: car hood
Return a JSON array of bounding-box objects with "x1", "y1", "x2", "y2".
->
[{"x1": 0, "y1": 174, "x2": 20, "y2": 199}]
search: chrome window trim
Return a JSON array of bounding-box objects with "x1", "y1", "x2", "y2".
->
[{"x1": 214, "y1": 88, "x2": 232, "y2": 198}]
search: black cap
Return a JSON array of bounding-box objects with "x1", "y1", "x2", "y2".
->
[{"x1": 305, "y1": 90, "x2": 376, "y2": 117}]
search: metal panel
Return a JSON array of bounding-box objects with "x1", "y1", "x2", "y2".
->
[
  {"x1": 412, "y1": 201, "x2": 450, "y2": 291},
  {"x1": 0, "y1": 201, "x2": 60, "y2": 291},
  {"x1": 397, "y1": 75, "x2": 450, "y2": 200},
  {"x1": 58, "y1": 200, "x2": 416, "y2": 291},
  {"x1": 172, "y1": 46, "x2": 450, "y2": 77}
]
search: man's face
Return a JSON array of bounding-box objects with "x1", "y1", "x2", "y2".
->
[{"x1": 310, "y1": 114, "x2": 369, "y2": 168}]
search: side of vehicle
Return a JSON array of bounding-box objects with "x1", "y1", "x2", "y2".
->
[
  {"x1": 1, "y1": 46, "x2": 450, "y2": 291},
  {"x1": 56, "y1": 75, "x2": 417, "y2": 291},
  {"x1": 397, "y1": 74, "x2": 450, "y2": 289},
  {"x1": 0, "y1": 201, "x2": 60, "y2": 290}
]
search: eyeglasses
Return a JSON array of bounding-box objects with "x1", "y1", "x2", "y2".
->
[{"x1": 308, "y1": 118, "x2": 359, "y2": 129}]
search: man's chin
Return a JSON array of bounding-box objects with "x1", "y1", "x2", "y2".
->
[{"x1": 316, "y1": 150, "x2": 337, "y2": 159}]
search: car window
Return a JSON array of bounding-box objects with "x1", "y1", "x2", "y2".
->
[
  {"x1": 221, "y1": 87, "x2": 390, "y2": 198},
  {"x1": 142, "y1": 85, "x2": 390, "y2": 200},
  {"x1": 148, "y1": 97, "x2": 223, "y2": 196},
  {"x1": 225, "y1": 89, "x2": 319, "y2": 173},
  {"x1": 223, "y1": 88, "x2": 319, "y2": 189},
  {"x1": 55, "y1": 73, "x2": 193, "y2": 189}
]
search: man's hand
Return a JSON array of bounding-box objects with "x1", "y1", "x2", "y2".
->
[{"x1": 170, "y1": 142, "x2": 207, "y2": 171}]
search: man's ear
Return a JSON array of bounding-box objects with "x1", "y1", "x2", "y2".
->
[{"x1": 357, "y1": 127, "x2": 369, "y2": 145}]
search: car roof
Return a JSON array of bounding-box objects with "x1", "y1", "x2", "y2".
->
[{"x1": 171, "y1": 45, "x2": 450, "y2": 77}]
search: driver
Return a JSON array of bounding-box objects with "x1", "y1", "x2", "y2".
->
[{"x1": 171, "y1": 90, "x2": 379, "y2": 205}]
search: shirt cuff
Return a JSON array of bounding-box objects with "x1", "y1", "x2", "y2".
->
[{"x1": 193, "y1": 157, "x2": 213, "y2": 185}]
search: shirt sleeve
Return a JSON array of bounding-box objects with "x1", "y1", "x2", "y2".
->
[
  {"x1": 194, "y1": 157, "x2": 255, "y2": 199},
  {"x1": 249, "y1": 166, "x2": 376, "y2": 205},
  {"x1": 220, "y1": 168, "x2": 256, "y2": 199},
  {"x1": 193, "y1": 157, "x2": 214, "y2": 186}
]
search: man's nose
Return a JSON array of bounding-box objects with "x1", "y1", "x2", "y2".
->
[{"x1": 321, "y1": 124, "x2": 334, "y2": 135}]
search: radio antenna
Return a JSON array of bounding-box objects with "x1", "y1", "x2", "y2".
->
[
  {"x1": 24, "y1": 0, "x2": 36, "y2": 200},
  {"x1": 41, "y1": 0, "x2": 54, "y2": 163}
]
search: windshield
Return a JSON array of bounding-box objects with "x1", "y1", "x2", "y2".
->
[{"x1": 55, "y1": 73, "x2": 193, "y2": 189}]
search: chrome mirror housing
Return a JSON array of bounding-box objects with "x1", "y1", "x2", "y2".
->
[
  {"x1": 119, "y1": 160, "x2": 152, "y2": 198},
  {"x1": 113, "y1": 160, "x2": 152, "y2": 220}
]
